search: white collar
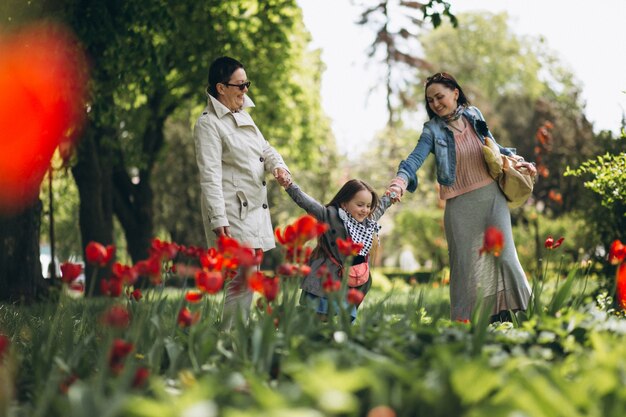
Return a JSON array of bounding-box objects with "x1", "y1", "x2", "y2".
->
[{"x1": 207, "y1": 94, "x2": 255, "y2": 119}]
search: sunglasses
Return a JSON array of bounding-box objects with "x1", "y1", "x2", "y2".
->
[
  {"x1": 425, "y1": 72, "x2": 452, "y2": 85},
  {"x1": 223, "y1": 81, "x2": 251, "y2": 91}
]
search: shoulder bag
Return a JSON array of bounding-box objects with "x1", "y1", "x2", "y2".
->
[{"x1": 482, "y1": 137, "x2": 534, "y2": 208}]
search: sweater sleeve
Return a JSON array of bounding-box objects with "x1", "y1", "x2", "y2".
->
[{"x1": 285, "y1": 183, "x2": 327, "y2": 221}]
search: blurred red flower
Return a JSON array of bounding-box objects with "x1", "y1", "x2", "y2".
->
[
  {"x1": 480, "y1": 226, "x2": 504, "y2": 257},
  {"x1": 247, "y1": 271, "x2": 266, "y2": 293},
  {"x1": 100, "y1": 277, "x2": 123, "y2": 297},
  {"x1": 129, "y1": 288, "x2": 142, "y2": 301},
  {"x1": 112, "y1": 262, "x2": 138, "y2": 285},
  {"x1": 617, "y1": 263, "x2": 626, "y2": 311},
  {"x1": 336, "y1": 237, "x2": 364, "y2": 257},
  {"x1": 346, "y1": 288, "x2": 365, "y2": 306},
  {"x1": 150, "y1": 238, "x2": 179, "y2": 261},
  {"x1": 322, "y1": 276, "x2": 341, "y2": 293},
  {"x1": 277, "y1": 263, "x2": 299, "y2": 276},
  {"x1": 545, "y1": 236, "x2": 564, "y2": 250},
  {"x1": 132, "y1": 367, "x2": 150, "y2": 388},
  {"x1": 108, "y1": 339, "x2": 133, "y2": 374},
  {"x1": 0, "y1": 23, "x2": 88, "y2": 214},
  {"x1": 0, "y1": 334, "x2": 9, "y2": 362},
  {"x1": 177, "y1": 307, "x2": 199, "y2": 328},
  {"x1": 195, "y1": 270, "x2": 224, "y2": 294},
  {"x1": 60, "y1": 262, "x2": 83, "y2": 283},
  {"x1": 185, "y1": 290, "x2": 204, "y2": 303},
  {"x1": 134, "y1": 256, "x2": 162, "y2": 285},
  {"x1": 262, "y1": 276, "x2": 280, "y2": 302},
  {"x1": 85, "y1": 242, "x2": 115, "y2": 267},
  {"x1": 275, "y1": 214, "x2": 328, "y2": 249},
  {"x1": 609, "y1": 239, "x2": 625, "y2": 265},
  {"x1": 101, "y1": 305, "x2": 131, "y2": 328},
  {"x1": 199, "y1": 248, "x2": 224, "y2": 271},
  {"x1": 217, "y1": 236, "x2": 261, "y2": 268}
]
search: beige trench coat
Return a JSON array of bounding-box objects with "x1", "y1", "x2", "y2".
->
[{"x1": 193, "y1": 94, "x2": 289, "y2": 251}]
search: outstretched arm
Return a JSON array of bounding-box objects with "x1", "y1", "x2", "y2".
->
[{"x1": 284, "y1": 183, "x2": 326, "y2": 221}]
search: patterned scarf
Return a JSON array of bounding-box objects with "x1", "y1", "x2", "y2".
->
[
  {"x1": 338, "y1": 208, "x2": 381, "y2": 256},
  {"x1": 441, "y1": 105, "x2": 464, "y2": 123}
]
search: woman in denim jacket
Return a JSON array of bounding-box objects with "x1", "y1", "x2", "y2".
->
[{"x1": 387, "y1": 72, "x2": 536, "y2": 322}]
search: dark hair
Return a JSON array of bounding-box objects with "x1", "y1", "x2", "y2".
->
[
  {"x1": 207, "y1": 56, "x2": 244, "y2": 98},
  {"x1": 424, "y1": 72, "x2": 470, "y2": 119},
  {"x1": 327, "y1": 179, "x2": 379, "y2": 216}
]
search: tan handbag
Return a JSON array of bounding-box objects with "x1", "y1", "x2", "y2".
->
[{"x1": 482, "y1": 137, "x2": 534, "y2": 208}]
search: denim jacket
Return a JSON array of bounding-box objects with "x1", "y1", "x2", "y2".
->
[{"x1": 397, "y1": 106, "x2": 515, "y2": 192}]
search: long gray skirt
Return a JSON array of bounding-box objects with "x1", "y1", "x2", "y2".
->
[{"x1": 444, "y1": 181, "x2": 531, "y2": 321}]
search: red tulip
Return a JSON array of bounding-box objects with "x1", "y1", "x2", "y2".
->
[
  {"x1": 177, "y1": 307, "x2": 199, "y2": 328},
  {"x1": 134, "y1": 256, "x2": 162, "y2": 284},
  {"x1": 480, "y1": 226, "x2": 504, "y2": 257},
  {"x1": 0, "y1": 334, "x2": 9, "y2": 362},
  {"x1": 322, "y1": 276, "x2": 341, "y2": 293},
  {"x1": 275, "y1": 214, "x2": 328, "y2": 249},
  {"x1": 247, "y1": 271, "x2": 266, "y2": 293},
  {"x1": 617, "y1": 263, "x2": 626, "y2": 311},
  {"x1": 195, "y1": 270, "x2": 224, "y2": 294},
  {"x1": 108, "y1": 339, "x2": 133, "y2": 374},
  {"x1": 262, "y1": 276, "x2": 280, "y2": 302},
  {"x1": 199, "y1": 248, "x2": 224, "y2": 271},
  {"x1": 150, "y1": 238, "x2": 179, "y2": 261},
  {"x1": 132, "y1": 367, "x2": 150, "y2": 388},
  {"x1": 85, "y1": 241, "x2": 111, "y2": 266},
  {"x1": 0, "y1": 23, "x2": 88, "y2": 214},
  {"x1": 101, "y1": 305, "x2": 130, "y2": 328},
  {"x1": 346, "y1": 288, "x2": 365, "y2": 306},
  {"x1": 277, "y1": 263, "x2": 299, "y2": 276},
  {"x1": 100, "y1": 277, "x2": 123, "y2": 297},
  {"x1": 112, "y1": 262, "x2": 138, "y2": 285},
  {"x1": 129, "y1": 288, "x2": 142, "y2": 301},
  {"x1": 545, "y1": 235, "x2": 564, "y2": 250},
  {"x1": 609, "y1": 239, "x2": 625, "y2": 265},
  {"x1": 185, "y1": 290, "x2": 204, "y2": 303},
  {"x1": 336, "y1": 237, "x2": 364, "y2": 257},
  {"x1": 60, "y1": 262, "x2": 83, "y2": 283}
]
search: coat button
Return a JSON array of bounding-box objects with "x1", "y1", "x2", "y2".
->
[
  {"x1": 259, "y1": 157, "x2": 264, "y2": 162},
  {"x1": 262, "y1": 180, "x2": 266, "y2": 186},
  {"x1": 330, "y1": 241, "x2": 336, "y2": 246},
  {"x1": 202, "y1": 112, "x2": 207, "y2": 115},
  {"x1": 242, "y1": 202, "x2": 248, "y2": 207},
  {"x1": 331, "y1": 229, "x2": 336, "y2": 234},
  {"x1": 262, "y1": 203, "x2": 268, "y2": 209}
]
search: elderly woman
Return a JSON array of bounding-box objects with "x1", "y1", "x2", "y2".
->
[{"x1": 194, "y1": 56, "x2": 291, "y2": 328}]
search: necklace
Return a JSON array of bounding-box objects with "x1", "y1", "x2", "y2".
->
[{"x1": 448, "y1": 118, "x2": 465, "y2": 133}]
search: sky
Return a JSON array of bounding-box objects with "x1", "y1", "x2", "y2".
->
[{"x1": 297, "y1": 0, "x2": 626, "y2": 156}]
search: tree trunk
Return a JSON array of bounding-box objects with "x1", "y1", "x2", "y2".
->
[
  {"x1": 113, "y1": 94, "x2": 172, "y2": 264},
  {"x1": 72, "y1": 127, "x2": 115, "y2": 295},
  {"x1": 0, "y1": 201, "x2": 44, "y2": 303}
]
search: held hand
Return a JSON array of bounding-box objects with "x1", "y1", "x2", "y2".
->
[
  {"x1": 515, "y1": 160, "x2": 537, "y2": 177},
  {"x1": 386, "y1": 185, "x2": 403, "y2": 204},
  {"x1": 212, "y1": 226, "x2": 232, "y2": 238},
  {"x1": 273, "y1": 167, "x2": 292, "y2": 188}
]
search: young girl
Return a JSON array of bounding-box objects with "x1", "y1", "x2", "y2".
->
[{"x1": 283, "y1": 179, "x2": 393, "y2": 320}]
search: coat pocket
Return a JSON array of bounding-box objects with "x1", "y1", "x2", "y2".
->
[{"x1": 236, "y1": 190, "x2": 249, "y2": 220}]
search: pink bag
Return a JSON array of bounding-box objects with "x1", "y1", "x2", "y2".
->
[{"x1": 348, "y1": 262, "x2": 370, "y2": 287}]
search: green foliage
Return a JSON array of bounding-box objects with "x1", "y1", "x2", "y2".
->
[
  {"x1": 565, "y1": 151, "x2": 626, "y2": 210},
  {"x1": 420, "y1": 12, "x2": 546, "y2": 106},
  {"x1": 1, "y1": 270, "x2": 624, "y2": 416}
]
